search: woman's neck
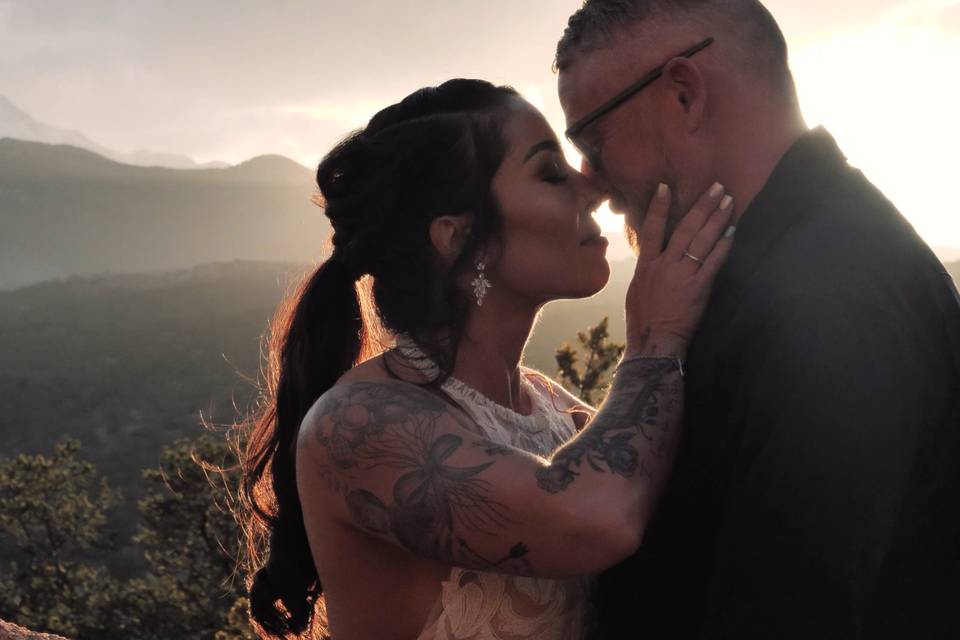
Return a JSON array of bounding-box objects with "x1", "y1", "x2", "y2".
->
[{"x1": 452, "y1": 295, "x2": 541, "y2": 414}]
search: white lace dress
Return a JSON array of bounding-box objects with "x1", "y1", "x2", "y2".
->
[{"x1": 397, "y1": 339, "x2": 594, "y2": 640}]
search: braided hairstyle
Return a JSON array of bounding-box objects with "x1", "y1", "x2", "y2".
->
[{"x1": 241, "y1": 79, "x2": 519, "y2": 638}]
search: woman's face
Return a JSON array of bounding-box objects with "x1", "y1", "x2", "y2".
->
[{"x1": 487, "y1": 99, "x2": 610, "y2": 305}]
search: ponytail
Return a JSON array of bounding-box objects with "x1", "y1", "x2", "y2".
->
[
  {"x1": 240, "y1": 78, "x2": 519, "y2": 638},
  {"x1": 244, "y1": 255, "x2": 362, "y2": 637}
]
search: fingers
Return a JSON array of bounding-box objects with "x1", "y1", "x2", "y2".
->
[
  {"x1": 683, "y1": 194, "x2": 735, "y2": 266},
  {"x1": 638, "y1": 183, "x2": 670, "y2": 264},
  {"x1": 696, "y1": 224, "x2": 736, "y2": 283},
  {"x1": 663, "y1": 182, "x2": 726, "y2": 262}
]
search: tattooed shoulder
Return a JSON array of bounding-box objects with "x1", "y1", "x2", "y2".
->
[
  {"x1": 304, "y1": 381, "x2": 532, "y2": 573},
  {"x1": 309, "y1": 381, "x2": 446, "y2": 468}
]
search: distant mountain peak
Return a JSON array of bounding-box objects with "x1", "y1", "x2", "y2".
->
[
  {"x1": 0, "y1": 95, "x2": 101, "y2": 151},
  {"x1": 0, "y1": 95, "x2": 26, "y2": 117},
  {"x1": 228, "y1": 154, "x2": 311, "y2": 184},
  {"x1": 236, "y1": 154, "x2": 307, "y2": 170},
  {"x1": 0, "y1": 95, "x2": 31, "y2": 118},
  {"x1": 0, "y1": 94, "x2": 228, "y2": 170}
]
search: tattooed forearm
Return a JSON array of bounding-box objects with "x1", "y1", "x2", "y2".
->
[
  {"x1": 312, "y1": 383, "x2": 531, "y2": 573},
  {"x1": 474, "y1": 440, "x2": 514, "y2": 456},
  {"x1": 536, "y1": 357, "x2": 683, "y2": 494}
]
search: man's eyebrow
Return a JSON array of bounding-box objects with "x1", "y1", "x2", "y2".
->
[{"x1": 523, "y1": 140, "x2": 561, "y2": 163}]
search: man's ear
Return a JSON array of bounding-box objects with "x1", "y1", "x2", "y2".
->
[
  {"x1": 429, "y1": 213, "x2": 473, "y2": 266},
  {"x1": 661, "y1": 58, "x2": 707, "y2": 132}
]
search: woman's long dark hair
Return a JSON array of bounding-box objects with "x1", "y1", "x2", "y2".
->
[{"x1": 241, "y1": 79, "x2": 519, "y2": 638}]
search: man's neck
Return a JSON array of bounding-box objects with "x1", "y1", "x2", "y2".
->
[{"x1": 716, "y1": 111, "x2": 808, "y2": 223}]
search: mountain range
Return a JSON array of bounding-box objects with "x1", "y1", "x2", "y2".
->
[
  {"x1": 0, "y1": 125, "x2": 955, "y2": 291},
  {"x1": 0, "y1": 95, "x2": 227, "y2": 170},
  {"x1": 0, "y1": 138, "x2": 329, "y2": 290}
]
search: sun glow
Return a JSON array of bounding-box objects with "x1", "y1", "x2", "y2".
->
[
  {"x1": 791, "y1": 2, "x2": 960, "y2": 248},
  {"x1": 592, "y1": 202, "x2": 624, "y2": 234},
  {"x1": 276, "y1": 101, "x2": 382, "y2": 127},
  {"x1": 556, "y1": 1, "x2": 960, "y2": 253}
]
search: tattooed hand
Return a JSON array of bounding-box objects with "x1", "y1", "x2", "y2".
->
[{"x1": 299, "y1": 349, "x2": 684, "y2": 579}]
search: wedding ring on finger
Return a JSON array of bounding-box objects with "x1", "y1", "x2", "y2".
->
[{"x1": 682, "y1": 251, "x2": 704, "y2": 265}]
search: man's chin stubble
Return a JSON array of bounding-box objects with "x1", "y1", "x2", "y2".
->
[{"x1": 622, "y1": 207, "x2": 683, "y2": 257}]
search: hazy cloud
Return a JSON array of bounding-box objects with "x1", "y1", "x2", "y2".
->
[
  {"x1": 0, "y1": 0, "x2": 584, "y2": 162},
  {"x1": 1, "y1": 0, "x2": 957, "y2": 244}
]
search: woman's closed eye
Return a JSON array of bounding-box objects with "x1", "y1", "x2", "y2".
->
[{"x1": 539, "y1": 158, "x2": 570, "y2": 184}]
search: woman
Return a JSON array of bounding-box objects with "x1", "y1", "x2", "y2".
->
[{"x1": 242, "y1": 79, "x2": 734, "y2": 639}]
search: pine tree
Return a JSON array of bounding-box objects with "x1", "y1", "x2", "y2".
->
[
  {"x1": 0, "y1": 439, "x2": 124, "y2": 639},
  {"x1": 121, "y1": 433, "x2": 254, "y2": 640},
  {"x1": 554, "y1": 317, "x2": 625, "y2": 405}
]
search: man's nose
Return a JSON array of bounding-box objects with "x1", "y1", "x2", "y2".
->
[
  {"x1": 579, "y1": 156, "x2": 595, "y2": 178},
  {"x1": 579, "y1": 168, "x2": 610, "y2": 210},
  {"x1": 580, "y1": 160, "x2": 610, "y2": 198}
]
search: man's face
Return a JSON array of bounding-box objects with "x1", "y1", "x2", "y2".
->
[{"x1": 559, "y1": 41, "x2": 707, "y2": 242}]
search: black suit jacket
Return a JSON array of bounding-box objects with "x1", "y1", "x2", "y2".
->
[{"x1": 594, "y1": 127, "x2": 960, "y2": 639}]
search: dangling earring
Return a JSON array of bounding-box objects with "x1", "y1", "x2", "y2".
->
[{"x1": 471, "y1": 260, "x2": 492, "y2": 307}]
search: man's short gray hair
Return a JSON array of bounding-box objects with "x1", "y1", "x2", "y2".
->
[{"x1": 555, "y1": 0, "x2": 793, "y2": 93}]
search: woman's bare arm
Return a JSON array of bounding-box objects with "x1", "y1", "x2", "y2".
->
[{"x1": 300, "y1": 355, "x2": 679, "y2": 579}]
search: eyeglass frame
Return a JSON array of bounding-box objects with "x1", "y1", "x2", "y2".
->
[{"x1": 564, "y1": 36, "x2": 715, "y2": 170}]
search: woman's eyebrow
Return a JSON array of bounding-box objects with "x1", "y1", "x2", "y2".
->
[{"x1": 523, "y1": 140, "x2": 561, "y2": 163}]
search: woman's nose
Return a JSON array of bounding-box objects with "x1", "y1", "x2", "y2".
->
[
  {"x1": 580, "y1": 166, "x2": 609, "y2": 207},
  {"x1": 579, "y1": 157, "x2": 595, "y2": 178}
]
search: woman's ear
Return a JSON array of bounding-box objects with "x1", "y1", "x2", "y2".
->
[{"x1": 429, "y1": 214, "x2": 473, "y2": 266}]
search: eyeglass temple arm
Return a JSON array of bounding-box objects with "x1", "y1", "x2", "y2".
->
[{"x1": 565, "y1": 36, "x2": 715, "y2": 139}]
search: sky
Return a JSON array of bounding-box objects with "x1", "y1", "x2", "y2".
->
[{"x1": 1, "y1": 0, "x2": 958, "y2": 251}]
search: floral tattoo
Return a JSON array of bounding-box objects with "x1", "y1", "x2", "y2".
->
[
  {"x1": 536, "y1": 358, "x2": 682, "y2": 494},
  {"x1": 312, "y1": 382, "x2": 532, "y2": 573}
]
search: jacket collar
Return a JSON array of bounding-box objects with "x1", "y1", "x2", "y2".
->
[{"x1": 718, "y1": 125, "x2": 849, "y2": 291}]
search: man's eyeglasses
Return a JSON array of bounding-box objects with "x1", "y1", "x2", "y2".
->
[{"x1": 564, "y1": 37, "x2": 715, "y2": 170}]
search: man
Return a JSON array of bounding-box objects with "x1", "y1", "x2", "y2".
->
[{"x1": 556, "y1": 1, "x2": 960, "y2": 638}]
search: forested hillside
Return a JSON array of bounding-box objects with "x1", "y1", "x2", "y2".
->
[{"x1": 947, "y1": 260, "x2": 960, "y2": 284}]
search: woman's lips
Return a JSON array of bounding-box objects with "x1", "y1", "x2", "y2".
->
[{"x1": 580, "y1": 235, "x2": 609, "y2": 247}]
